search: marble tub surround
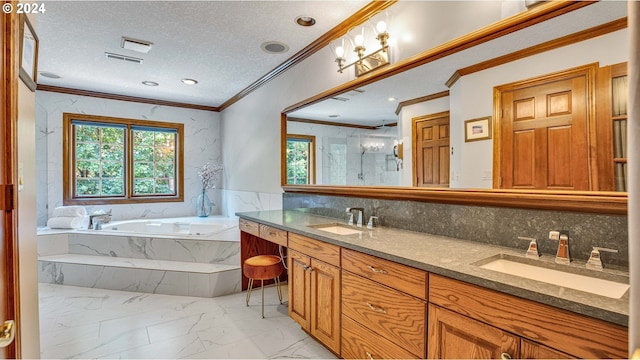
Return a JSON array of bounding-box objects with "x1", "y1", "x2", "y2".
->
[
  {"x1": 39, "y1": 283, "x2": 336, "y2": 359},
  {"x1": 237, "y1": 210, "x2": 629, "y2": 326},
  {"x1": 37, "y1": 219, "x2": 242, "y2": 297},
  {"x1": 283, "y1": 193, "x2": 629, "y2": 268}
]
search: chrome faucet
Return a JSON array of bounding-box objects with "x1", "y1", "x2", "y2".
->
[
  {"x1": 88, "y1": 210, "x2": 112, "y2": 229},
  {"x1": 346, "y1": 207, "x2": 364, "y2": 227},
  {"x1": 550, "y1": 231, "x2": 570, "y2": 265},
  {"x1": 367, "y1": 216, "x2": 379, "y2": 230},
  {"x1": 586, "y1": 247, "x2": 618, "y2": 271},
  {"x1": 518, "y1": 236, "x2": 540, "y2": 259}
]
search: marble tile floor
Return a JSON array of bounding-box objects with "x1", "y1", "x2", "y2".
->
[{"x1": 39, "y1": 283, "x2": 337, "y2": 359}]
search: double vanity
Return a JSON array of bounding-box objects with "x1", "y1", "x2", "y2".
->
[{"x1": 237, "y1": 210, "x2": 628, "y2": 359}]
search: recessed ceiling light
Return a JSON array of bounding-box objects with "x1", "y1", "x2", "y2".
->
[
  {"x1": 39, "y1": 71, "x2": 61, "y2": 79},
  {"x1": 181, "y1": 78, "x2": 198, "y2": 85},
  {"x1": 295, "y1": 16, "x2": 316, "y2": 27},
  {"x1": 261, "y1": 41, "x2": 289, "y2": 54},
  {"x1": 387, "y1": 97, "x2": 397, "y2": 101},
  {"x1": 142, "y1": 81, "x2": 159, "y2": 86}
]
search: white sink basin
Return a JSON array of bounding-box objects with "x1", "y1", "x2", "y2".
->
[
  {"x1": 479, "y1": 257, "x2": 629, "y2": 299},
  {"x1": 309, "y1": 224, "x2": 363, "y2": 236}
]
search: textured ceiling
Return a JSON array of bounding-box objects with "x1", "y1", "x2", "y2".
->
[{"x1": 35, "y1": 0, "x2": 370, "y2": 107}]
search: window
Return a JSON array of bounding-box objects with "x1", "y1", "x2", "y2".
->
[
  {"x1": 63, "y1": 113, "x2": 184, "y2": 204},
  {"x1": 286, "y1": 134, "x2": 315, "y2": 185}
]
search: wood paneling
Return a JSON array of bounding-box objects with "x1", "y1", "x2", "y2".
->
[
  {"x1": 413, "y1": 112, "x2": 450, "y2": 188},
  {"x1": 288, "y1": 249, "x2": 311, "y2": 330},
  {"x1": 341, "y1": 315, "x2": 419, "y2": 359},
  {"x1": 429, "y1": 274, "x2": 628, "y2": 359},
  {"x1": 341, "y1": 248, "x2": 427, "y2": 299},
  {"x1": 342, "y1": 271, "x2": 426, "y2": 357},
  {"x1": 282, "y1": 184, "x2": 627, "y2": 214},
  {"x1": 428, "y1": 304, "x2": 520, "y2": 359},
  {"x1": 520, "y1": 339, "x2": 574, "y2": 359},
  {"x1": 238, "y1": 219, "x2": 259, "y2": 237},
  {"x1": 258, "y1": 224, "x2": 287, "y2": 247},
  {"x1": 288, "y1": 233, "x2": 340, "y2": 267},
  {"x1": 497, "y1": 64, "x2": 592, "y2": 191},
  {"x1": 310, "y1": 259, "x2": 341, "y2": 354}
]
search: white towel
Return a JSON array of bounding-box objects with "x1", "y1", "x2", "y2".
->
[
  {"x1": 52, "y1": 206, "x2": 87, "y2": 218},
  {"x1": 47, "y1": 216, "x2": 83, "y2": 229}
]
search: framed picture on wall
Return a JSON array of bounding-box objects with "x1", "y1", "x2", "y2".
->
[
  {"x1": 19, "y1": 14, "x2": 39, "y2": 92},
  {"x1": 464, "y1": 116, "x2": 492, "y2": 142}
]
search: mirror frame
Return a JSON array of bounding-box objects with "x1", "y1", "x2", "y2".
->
[{"x1": 281, "y1": 0, "x2": 628, "y2": 215}]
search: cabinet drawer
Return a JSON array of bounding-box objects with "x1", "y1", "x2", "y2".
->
[
  {"x1": 342, "y1": 271, "x2": 426, "y2": 357},
  {"x1": 238, "y1": 218, "x2": 259, "y2": 237},
  {"x1": 429, "y1": 274, "x2": 627, "y2": 359},
  {"x1": 342, "y1": 248, "x2": 427, "y2": 299},
  {"x1": 341, "y1": 315, "x2": 419, "y2": 360},
  {"x1": 259, "y1": 224, "x2": 287, "y2": 246},
  {"x1": 288, "y1": 233, "x2": 340, "y2": 267}
]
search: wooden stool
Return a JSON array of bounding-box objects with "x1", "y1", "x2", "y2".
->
[{"x1": 243, "y1": 255, "x2": 284, "y2": 318}]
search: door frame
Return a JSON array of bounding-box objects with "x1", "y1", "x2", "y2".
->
[
  {"x1": 492, "y1": 63, "x2": 598, "y2": 190},
  {"x1": 1, "y1": 1, "x2": 22, "y2": 357}
]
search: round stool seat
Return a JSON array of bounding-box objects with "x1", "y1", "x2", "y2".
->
[{"x1": 243, "y1": 255, "x2": 284, "y2": 280}]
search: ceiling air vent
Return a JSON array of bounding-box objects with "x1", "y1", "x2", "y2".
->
[
  {"x1": 121, "y1": 37, "x2": 153, "y2": 53},
  {"x1": 105, "y1": 52, "x2": 143, "y2": 64}
]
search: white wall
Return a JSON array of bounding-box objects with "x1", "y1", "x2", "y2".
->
[
  {"x1": 18, "y1": 60, "x2": 41, "y2": 359},
  {"x1": 35, "y1": 92, "x2": 222, "y2": 224},
  {"x1": 450, "y1": 28, "x2": 629, "y2": 188}
]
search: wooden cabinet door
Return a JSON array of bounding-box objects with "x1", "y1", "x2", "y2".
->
[
  {"x1": 310, "y1": 259, "x2": 341, "y2": 354},
  {"x1": 413, "y1": 112, "x2": 450, "y2": 187},
  {"x1": 288, "y1": 249, "x2": 311, "y2": 331},
  {"x1": 428, "y1": 304, "x2": 519, "y2": 359},
  {"x1": 498, "y1": 66, "x2": 591, "y2": 190},
  {"x1": 521, "y1": 339, "x2": 575, "y2": 359}
]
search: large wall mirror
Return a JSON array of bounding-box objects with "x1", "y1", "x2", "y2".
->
[{"x1": 281, "y1": 0, "x2": 629, "y2": 214}]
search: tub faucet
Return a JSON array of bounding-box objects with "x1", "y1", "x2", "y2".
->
[
  {"x1": 346, "y1": 207, "x2": 364, "y2": 227},
  {"x1": 88, "y1": 210, "x2": 112, "y2": 229}
]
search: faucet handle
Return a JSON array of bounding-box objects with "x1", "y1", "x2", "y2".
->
[
  {"x1": 586, "y1": 247, "x2": 618, "y2": 271},
  {"x1": 518, "y1": 236, "x2": 540, "y2": 259},
  {"x1": 367, "y1": 216, "x2": 379, "y2": 230}
]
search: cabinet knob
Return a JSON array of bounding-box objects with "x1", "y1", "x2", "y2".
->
[
  {"x1": 500, "y1": 353, "x2": 512, "y2": 360},
  {"x1": 366, "y1": 302, "x2": 387, "y2": 314},
  {"x1": 367, "y1": 265, "x2": 387, "y2": 274}
]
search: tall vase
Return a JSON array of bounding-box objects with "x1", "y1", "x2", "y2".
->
[{"x1": 196, "y1": 190, "x2": 212, "y2": 217}]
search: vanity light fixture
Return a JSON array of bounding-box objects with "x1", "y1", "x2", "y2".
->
[
  {"x1": 332, "y1": 20, "x2": 390, "y2": 77},
  {"x1": 181, "y1": 78, "x2": 198, "y2": 85}
]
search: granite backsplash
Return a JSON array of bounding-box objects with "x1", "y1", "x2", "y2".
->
[{"x1": 283, "y1": 193, "x2": 629, "y2": 268}]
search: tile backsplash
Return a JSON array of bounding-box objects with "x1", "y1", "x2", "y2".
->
[{"x1": 283, "y1": 193, "x2": 629, "y2": 268}]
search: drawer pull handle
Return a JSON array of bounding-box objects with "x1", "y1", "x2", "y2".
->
[
  {"x1": 269, "y1": 231, "x2": 276, "y2": 236},
  {"x1": 365, "y1": 351, "x2": 374, "y2": 360},
  {"x1": 367, "y1": 265, "x2": 387, "y2": 274},
  {"x1": 366, "y1": 302, "x2": 386, "y2": 313},
  {"x1": 501, "y1": 353, "x2": 512, "y2": 360}
]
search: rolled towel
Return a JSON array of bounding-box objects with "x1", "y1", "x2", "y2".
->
[
  {"x1": 52, "y1": 206, "x2": 87, "y2": 218},
  {"x1": 47, "y1": 216, "x2": 83, "y2": 229}
]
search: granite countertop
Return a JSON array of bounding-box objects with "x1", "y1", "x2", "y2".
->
[{"x1": 237, "y1": 210, "x2": 629, "y2": 327}]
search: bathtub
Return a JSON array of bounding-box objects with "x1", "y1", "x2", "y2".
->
[{"x1": 95, "y1": 216, "x2": 240, "y2": 241}]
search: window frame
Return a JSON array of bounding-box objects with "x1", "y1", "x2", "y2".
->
[
  {"x1": 285, "y1": 134, "x2": 316, "y2": 185},
  {"x1": 63, "y1": 113, "x2": 184, "y2": 205}
]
